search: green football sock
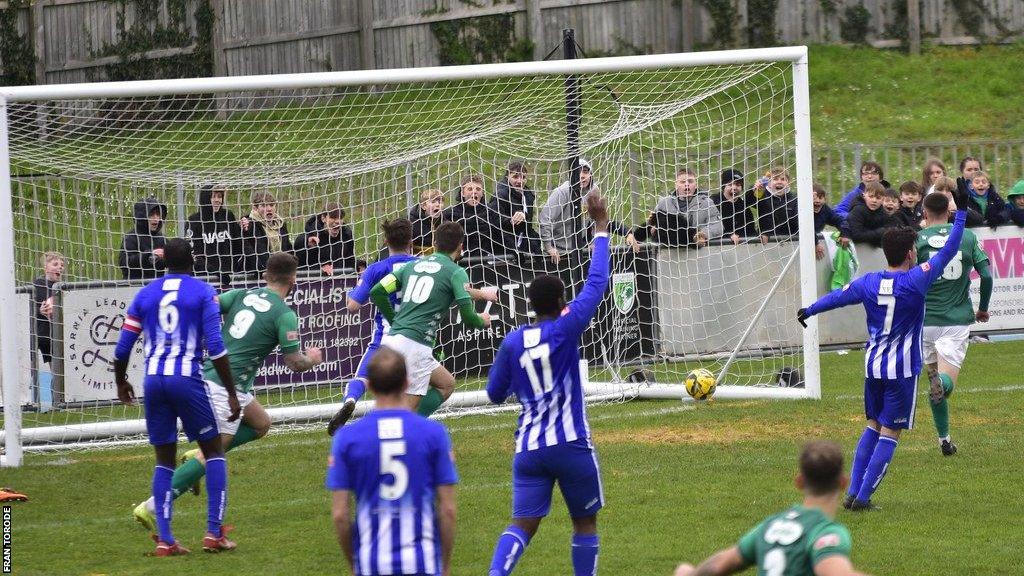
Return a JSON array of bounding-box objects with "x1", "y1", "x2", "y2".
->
[
  {"x1": 228, "y1": 423, "x2": 260, "y2": 450},
  {"x1": 417, "y1": 388, "x2": 445, "y2": 418},
  {"x1": 171, "y1": 457, "x2": 206, "y2": 499},
  {"x1": 929, "y1": 374, "x2": 955, "y2": 439},
  {"x1": 169, "y1": 424, "x2": 262, "y2": 499}
]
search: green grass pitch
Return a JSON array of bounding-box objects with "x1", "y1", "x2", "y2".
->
[{"x1": 4, "y1": 340, "x2": 1023, "y2": 575}]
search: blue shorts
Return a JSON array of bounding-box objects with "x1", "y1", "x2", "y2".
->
[
  {"x1": 143, "y1": 375, "x2": 220, "y2": 446},
  {"x1": 863, "y1": 375, "x2": 918, "y2": 430},
  {"x1": 512, "y1": 439, "x2": 604, "y2": 519},
  {"x1": 354, "y1": 340, "x2": 381, "y2": 380}
]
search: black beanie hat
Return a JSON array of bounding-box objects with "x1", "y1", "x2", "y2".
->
[{"x1": 721, "y1": 168, "x2": 744, "y2": 189}]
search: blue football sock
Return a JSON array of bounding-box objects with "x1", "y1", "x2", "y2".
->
[
  {"x1": 571, "y1": 533, "x2": 600, "y2": 576},
  {"x1": 848, "y1": 427, "x2": 880, "y2": 498},
  {"x1": 488, "y1": 525, "x2": 531, "y2": 576},
  {"x1": 152, "y1": 465, "x2": 176, "y2": 544},
  {"x1": 344, "y1": 377, "x2": 366, "y2": 403},
  {"x1": 856, "y1": 436, "x2": 898, "y2": 503},
  {"x1": 205, "y1": 457, "x2": 227, "y2": 535}
]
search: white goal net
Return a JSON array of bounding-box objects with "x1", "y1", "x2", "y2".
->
[{"x1": 0, "y1": 47, "x2": 819, "y2": 460}]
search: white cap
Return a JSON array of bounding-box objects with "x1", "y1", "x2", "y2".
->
[{"x1": 578, "y1": 158, "x2": 592, "y2": 172}]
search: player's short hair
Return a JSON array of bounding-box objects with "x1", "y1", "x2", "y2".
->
[
  {"x1": 434, "y1": 221, "x2": 464, "y2": 254},
  {"x1": 322, "y1": 201, "x2": 345, "y2": 220},
  {"x1": 899, "y1": 181, "x2": 923, "y2": 197},
  {"x1": 768, "y1": 166, "x2": 790, "y2": 179},
  {"x1": 922, "y1": 191, "x2": 949, "y2": 217},
  {"x1": 863, "y1": 181, "x2": 886, "y2": 197},
  {"x1": 163, "y1": 238, "x2": 194, "y2": 271},
  {"x1": 460, "y1": 174, "x2": 484, "y2": 188},
  {"x1": 812, "y1": 183, "x2": 826, "y2": 198},
  {"x1": 367, "y1": 346, "x2": 407, "y2": 396},
  {"x1": 675, "y1": 167, "x2": 697, "y2": 178},
  {"x1": 883, "y1": 187, "x2": 900, "y2": 200},
  {"x1": 799, "y1": 440, "x2": 845, "y2": 496},
  {"x1": 382, "y1": 218, "x2": 413, "y2": 250},
  {"x1": 528, "y1": 274, "x2": 565, "y2": 317},
  {"x1": 251, "y1": 190, "x2": 276, "y2": 206},
  {"x1": 507, "y1": 159, "x2": 528, "y2": 175},
  {"x1": 860, "y1": 161, "x2": 884, "y2": 179},
  {"x1": 265, "y1": 252, "x2": 298, "y2": 285},
  {"x1": 881, "y1": 226, "x2": 918, "y2": 267},
  {"x1": 41, "y1": 251, "x2": 65, "y2": 267}
]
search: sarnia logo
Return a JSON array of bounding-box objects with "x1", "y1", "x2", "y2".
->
[
  {"x1": 66, "y1": 298, "x2": 142, "y2": 394},
  {"x1": 612, "y1": 272, "x2": 636, "y2": 314}
]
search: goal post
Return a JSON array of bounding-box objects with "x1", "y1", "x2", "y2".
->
[{"x1": 1, "y1": 45, "x2": 819, "y2": 461}]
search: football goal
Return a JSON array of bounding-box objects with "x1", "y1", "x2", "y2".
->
[{"x1": 0, "y1": 40, "x2": 819, "y2": 465}]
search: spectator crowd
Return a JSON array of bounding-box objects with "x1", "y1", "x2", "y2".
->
[{"x1": 106, "y1": 156, "x2": 1024, "y2": 285}]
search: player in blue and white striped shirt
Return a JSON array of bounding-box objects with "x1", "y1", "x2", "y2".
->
[
  {"x1": 114, "y1": 238, "x2": 241, "y2": 556},
  {"x1": 327, "y1": 346, "x2": 458, "y2": 576},
  {"x1": 484, "y1": 191, "x2": 610, "y2": 576},
  {"x1": 799, "y1": 206, "x2": 966, "y2": 511}
]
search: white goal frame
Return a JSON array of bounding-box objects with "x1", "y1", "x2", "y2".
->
[{"x1": 0, "y1": 46, "x2": 819, "y2": 466}]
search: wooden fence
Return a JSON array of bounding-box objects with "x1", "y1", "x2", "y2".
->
[{"x1": 2, "y1": 0, "x2": 1024, "y2": 86}]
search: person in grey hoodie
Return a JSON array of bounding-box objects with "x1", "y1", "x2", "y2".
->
[
  {"x1": 651, "y1": 168, "x2": 724, "y2": 247},
  {"x1": 539, "y1": 159, "x2": 638, "y2": 264}
]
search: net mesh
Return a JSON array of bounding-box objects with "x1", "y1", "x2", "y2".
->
[{"x1": 3, "y1": 58, "x2": 808, "y2": 450}]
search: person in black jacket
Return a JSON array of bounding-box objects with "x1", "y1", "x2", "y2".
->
[
  {"x1": 295, "y1": 202, "x2": 356, "y2": 274},
  {"x1": 186, "y1": 183, "x2": 240, "y2": 285},
  {"x1": 32, "y1": 251, "x2": 65, "y2": 365},
  {"x1": 716, "y1": 168, "x2": 758, "y2": 244},
  {"x1": 488, "y1": 160, "x2": 541, "y2": 255},
  {"x1": 409, "y1": 189, "x2": 444, "y2": 254},
  {"x1": 118, "y1": 196, "x2": 167, "y2": 280},
  {"x1": 442, "y1": 174, "x2": 500, "y2": 256},
  {"x1": 237, "y1": 190, "x2": 292, "y2": 273},
  {"x1": 841, "y1": 182, "x2": 892, "y2": 248},
  {"x1": 755, "y1": 167, "x2": 799, "y2": 242},
  {"x1": 897, "y1": 181, "x2": 924, "y2": 227}
]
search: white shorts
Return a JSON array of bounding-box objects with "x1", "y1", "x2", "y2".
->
[
  {"x1": 380, "y1": 333, "x2": 440, "y2": 396},
  {"x1": 922, "y1": 325, "x2": 970, "y2": 368},
  {"x1": 206, "y1": 382, "x2": 256, "y2": 436}
]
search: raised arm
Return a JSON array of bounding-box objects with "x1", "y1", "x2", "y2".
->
[{"x1": 556, "y1": 193, "x2": 611, "y2": 337}]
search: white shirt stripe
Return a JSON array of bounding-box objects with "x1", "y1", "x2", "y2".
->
[
  {"x1": 560, "y1": 376, "x2": 578, "y2": 444},
  {"x1": 357, "y1": 506, "x2": 372, "y2": 576},
  {"x1": 400, "y1": 500, "x2": 416, "y2": 574},
  {"x1": 421, "y1": 494, "x2": 437, "y2": 575},
  {"x1": 376, "y1": 507, "x2": 393, "y2": 575}
]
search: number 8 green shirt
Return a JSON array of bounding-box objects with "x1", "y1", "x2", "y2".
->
[
  {"x1": 737, "y1": 505, "x2": 852, "y2": 576},
  {"x1": 203, "y1": 287, "x2": 300, "y2": 393},
  {"x1": 916, "y1": 223, "x2": 988, "y2": 326}
]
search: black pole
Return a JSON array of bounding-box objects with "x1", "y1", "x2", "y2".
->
[{"x1": 562, "y1": 28, "x2": 582, "y2": 202}]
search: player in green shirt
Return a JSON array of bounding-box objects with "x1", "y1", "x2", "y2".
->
[
  {"x1": 369, "y1": 221, "x2": 491, "y2": 417},
  {"x1": 916, "y1": 192, "x2": 993, "y2": 456},
  {"x1": 674, "y1": 441, "x2": 866, "y2": 576},
  {"x1": 134, "y1": 252, "x2": 323, "y2": 535}
]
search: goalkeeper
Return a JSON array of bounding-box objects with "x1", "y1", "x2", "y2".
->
[
  {"x1": 133, "y1": 252, "x2": 323, "y2": 533},
  {"x1": 369, "y1": 221, "x2": 491, "y2": 417}
]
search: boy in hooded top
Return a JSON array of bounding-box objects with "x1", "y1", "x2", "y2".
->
[
  {"x1": 119, "y1": 196, "x2": 168, "y2": 280},
  {"x1": 186, "y1": 184, "x2": 241, "y2": 286}
]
